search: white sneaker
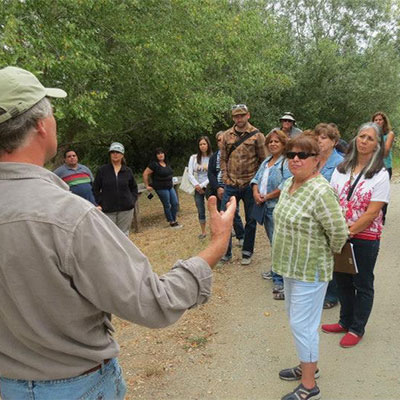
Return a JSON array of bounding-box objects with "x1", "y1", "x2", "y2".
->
[
  {"x1": 237, "y1": 238, "x2": 244, "y2": 247},
  {"x1": 241, "y1": 256, "x2": 252, "y2": 265}
]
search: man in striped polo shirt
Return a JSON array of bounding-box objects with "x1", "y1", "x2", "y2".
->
[{"x1": 54, "y1": 149, "x2": 96, "y2": 204}]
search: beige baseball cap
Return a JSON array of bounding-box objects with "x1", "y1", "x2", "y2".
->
[{"x1": 0, "y1": 66, "x2": 67, "y2": 124}]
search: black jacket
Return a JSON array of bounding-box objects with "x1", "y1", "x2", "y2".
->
[
  {"x1": 93, "y1": 164, "x2": 138, "y2": 213},
  {"x1": 207, "y1": 151, "x2": 223, "y2": 195}
]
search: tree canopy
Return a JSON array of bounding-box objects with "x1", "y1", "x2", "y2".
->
[{"x1": 1, "y1": 0, "x2": 399, "y2": 171}]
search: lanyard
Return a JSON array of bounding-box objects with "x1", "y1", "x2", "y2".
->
[{"x1": 347, "y1": 168, "x2": 365, "y2": 201}]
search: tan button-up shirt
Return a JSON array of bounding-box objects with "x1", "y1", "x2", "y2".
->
[
  {"x1": 220, "y1": 123, "x2": 267, "y2": 187},
  {"x1": 0, "y1": 162, "x2": 212, "y2": 380}
]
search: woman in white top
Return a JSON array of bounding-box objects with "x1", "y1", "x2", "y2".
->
[
  {"x1": 188, "y1": 136, "x2": 212, "y2": 239},
  {"x1": 322, "y1": 122, "x2": 390, "y2": 348}
]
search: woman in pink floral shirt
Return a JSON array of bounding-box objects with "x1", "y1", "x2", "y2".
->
[{"x1": 322, "y1": 122, "x2": 390, "y2": 348}]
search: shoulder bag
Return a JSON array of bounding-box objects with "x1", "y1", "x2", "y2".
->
[{"x1": 179, "y1": 156, "x2": 196, "y2": 195}]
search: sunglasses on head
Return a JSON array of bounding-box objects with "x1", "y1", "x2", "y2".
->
[
  {"x1": 286, "y1": 151, "x2": 317, "y2": 160},
  {"x1": 231, "y1": 104, "x2": 248, "y2": 111}
]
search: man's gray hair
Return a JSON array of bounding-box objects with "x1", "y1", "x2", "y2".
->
[{"x1": 0, "y1": 97, "x2": 53, "y2": 154}]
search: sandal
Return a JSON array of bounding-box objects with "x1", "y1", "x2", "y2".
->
[
  {"x1": 273, "y1": 285, "x2": 284, "y2": 294},
  {"x1": 279, "y1": 365, "x2": 320, "y2": 381},
  {"x1": 261, "y1": 271, "x2": 273, "y2": 280},
  {"x1": 323, "y1": 301, "x2": 337, "y2": 309},
  {"x1": 273, "y1": 291, "x2": 285, "y2": 300},
  {"x1": 281, "y1": 383, "x2": 321, "y2": 400}
]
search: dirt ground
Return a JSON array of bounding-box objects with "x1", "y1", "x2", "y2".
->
[{"x1": 116, "y1": 179, "x2": 400, "y2": 400}]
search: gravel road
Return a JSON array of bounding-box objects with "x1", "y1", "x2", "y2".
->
[{"x1": 135, "y1": 181, "x2": 400, "y2": 400}]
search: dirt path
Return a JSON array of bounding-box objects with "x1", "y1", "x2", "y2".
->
[{"x1": 128, "y1": 181, "x2": 400, "y2": 400}]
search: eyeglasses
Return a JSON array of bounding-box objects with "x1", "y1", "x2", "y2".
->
[
  {"x1": 231, "y1": 104, "x2": 248, "y2": 111},
  {"x1": 286, "y1": 152, "x2": 317, "y2": 160}
]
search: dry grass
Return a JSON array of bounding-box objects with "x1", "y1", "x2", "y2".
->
[{"x1": 113, "y1": 191, "x2": 231, "y2": 398}]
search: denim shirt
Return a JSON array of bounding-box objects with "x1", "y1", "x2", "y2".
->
[
  {"x1": 320, "y1": 149, "x2": 343, "y2": 182},
  {"x1": 251, "y1": 155, "x2": 291, "y2": 209}
]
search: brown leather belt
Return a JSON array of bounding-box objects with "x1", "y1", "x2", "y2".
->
[{"x1": 80, "y1": 358, "x2": 111, "y2": 376}]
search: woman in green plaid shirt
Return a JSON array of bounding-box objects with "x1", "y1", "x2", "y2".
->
[{"x1": 272, "y1": 135, "x2": 348, "y2": 400}]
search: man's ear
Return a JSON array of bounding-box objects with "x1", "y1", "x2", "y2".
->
[{"x1": 36, "y1": 118, "x2": 47, "y2": 139}]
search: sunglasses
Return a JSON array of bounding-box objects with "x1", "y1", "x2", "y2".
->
[
  {"x1": 281, "y1": 119, "x2": 293, "y2": 123},
  {"x1": 231, "y1": 104, "x2": 248, "y2": 111},
  {"x1": 286, "y1": 152, "x2": 317, "y2": 160}
]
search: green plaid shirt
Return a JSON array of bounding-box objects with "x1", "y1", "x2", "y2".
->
[{"x1": 272, "y1": 174, "x2": 348, "y2": 282}]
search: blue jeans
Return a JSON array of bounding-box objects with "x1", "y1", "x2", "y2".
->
[
  {"x1": 194, "y1": 191, "x2": 206, "y2": 223},
  {"x1": 233, "y1": 203, "x2": 244, "y2": 240},
  {"x1": 156, "y1": 188, "x2": 179, "y2": 222},
  {"x1": 334, "y1": 238, "x2": 380, "y2": 336},
  {"x1": 263, "y1": 207, "x2": 283, "y2": 286},
  {"x1": 324, "y1": 277, "x2": 338, "y2": 304},
  {"x1": 221, "y1": 184, "x2": 257, "y2": 258},
  {"x1": 0, "y1": 358, "x2": 126, "y2": 400}
]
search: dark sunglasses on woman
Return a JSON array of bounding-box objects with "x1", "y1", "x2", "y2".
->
[{"x1": 286, "y1": 152, "x2": 317, "y2": 160}]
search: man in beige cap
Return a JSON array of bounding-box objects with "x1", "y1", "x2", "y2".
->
[
  {"x1": 219, "y1": 104, "x2": 267, "y2": 265},
  {"x1": 0, "y1": 67, "x2": 236, "y2": 399}
]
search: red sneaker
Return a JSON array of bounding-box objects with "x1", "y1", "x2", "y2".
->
[
  {"x1": 340, "y1": 332, "x2": 362, "y2": 348},
  {"x1": 321, "y1": 323, "x2": 347, "y2": 334}
]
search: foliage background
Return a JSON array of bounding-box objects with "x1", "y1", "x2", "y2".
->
[{"x1": 1, "y1": 0, "x2": 400, "y2": 174}]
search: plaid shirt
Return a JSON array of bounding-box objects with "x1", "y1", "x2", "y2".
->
[
  {"x1": 220, "y1": 123, "x2": 266, "y2": 187},
  {"x1": 272, "y1": 174, "x2": 348, "y2": 282}
]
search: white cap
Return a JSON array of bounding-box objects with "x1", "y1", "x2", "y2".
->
[{"x1": 109, "y1": 142, "x2": 125, "y2": 154}]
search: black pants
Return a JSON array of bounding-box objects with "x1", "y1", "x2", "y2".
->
[{"x1": 334, "y1": 238, "x2": 380, "y2": 336}]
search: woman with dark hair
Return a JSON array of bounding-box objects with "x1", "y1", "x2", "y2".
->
[
  {"x1": 188, "y1": 136, "x2": 212, "y2": 239},
  {"x1": 371, "y1": 111, "x2": 394, "y2": 223},
  {"x1": 143, "y1": 148, "x2": 180, "y2": 228},
  {"x1": 371, "y1": 112, "x2": 395, "y2": 178},
  {"x1": 322, "y1": 122, "x2": 390, "y2": 348},
  {"x1": 251, "y1": 129, "x2": 291, "y2": 300},
  {"x1": 273, "y1": 135, "x2": 348, "y2": 400},
  {"x1": 93, "y1": 142, "x2": 138, "y2": 236}
]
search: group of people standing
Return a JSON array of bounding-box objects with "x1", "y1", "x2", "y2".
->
[
  {"x1": 0, "y1": 64, "x2": 395, "y2": 400},
  {"x1": 52, "y1": 100, "x2": 394, "y2": 400},
  {"x1": 178, "y1": 105, "x2": 393, "y2": 400},
  {"x1": 54, "y1": 141, "x2": 138, "y2": 236},
  {"x1": 0, "y1": 66, "x2": 238, "y2": 400}
]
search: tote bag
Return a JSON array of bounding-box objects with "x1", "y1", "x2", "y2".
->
[{"x1": 179, "y1": 166, "x2": 195, "y2": 195}]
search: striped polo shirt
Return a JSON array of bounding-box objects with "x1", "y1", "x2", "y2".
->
[{"x1": 53, "y1": 164, "x2": 96, "y2": 204}]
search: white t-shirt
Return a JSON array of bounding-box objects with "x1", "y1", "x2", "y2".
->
[
  {"x1": 259, "y1": 164, "x2": 270, "y2": 196},
  {"x1": 331, "y1": 168, "x2": 390, "y2": 240},
  {"x1": 188, "y1": 154, "x2": 210, "y2": 188}
]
